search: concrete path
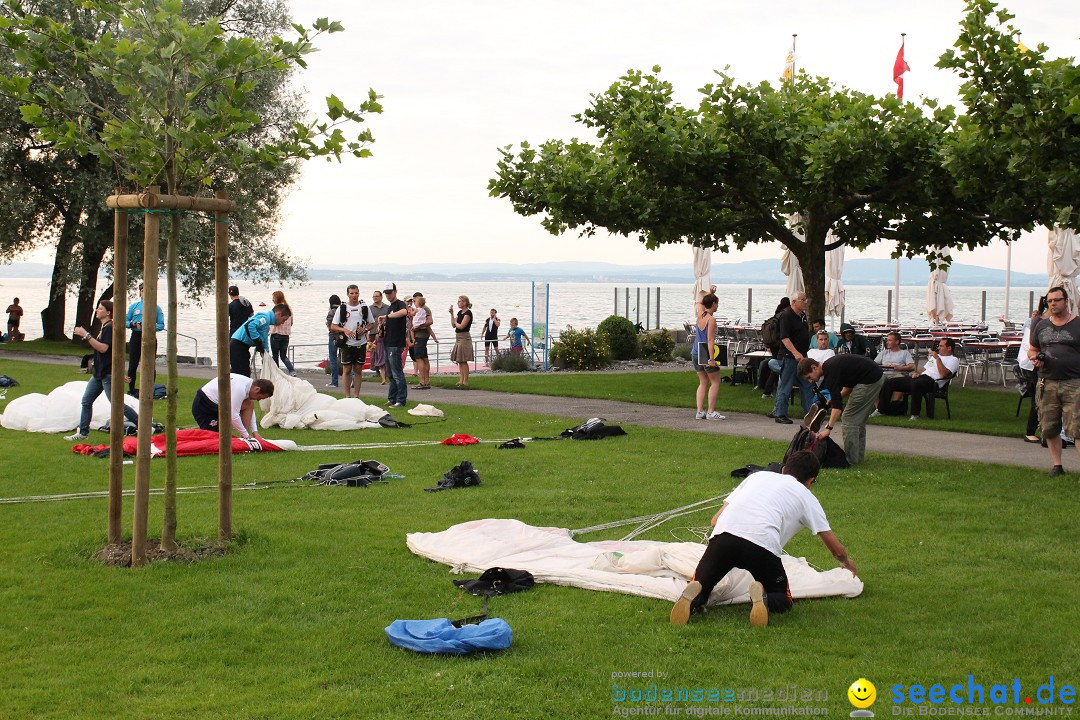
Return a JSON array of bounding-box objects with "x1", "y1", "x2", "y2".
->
[{"x1": 1, "y1": 350, "x2": 1065, "y2": 472}]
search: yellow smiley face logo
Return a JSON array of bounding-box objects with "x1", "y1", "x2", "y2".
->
[{"x1": 848, "y1": 678, "x2": 877, "y2": 709}]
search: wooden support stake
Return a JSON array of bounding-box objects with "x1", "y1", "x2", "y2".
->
[
  {"x1": 132, "y1": 186, "x2": 160, "y2": 567},
  {"x1": 215, "y1": 191, "x2": 233, "y2": 542},
  {"x1": 108, "y1": 198, "x2": 129, "y2": 546}
]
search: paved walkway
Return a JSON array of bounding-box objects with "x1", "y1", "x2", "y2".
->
[{"x1": 1, "y1": 350, "x2": 1064, "y2": 471}]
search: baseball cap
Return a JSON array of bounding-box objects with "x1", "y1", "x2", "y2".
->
[{"x1": 384, "y1": 282, "x2": 397, "y2": 293}]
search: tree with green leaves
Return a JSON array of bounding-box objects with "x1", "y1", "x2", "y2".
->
[
  {"x1": 490, "y1": 68, "x2": 1008, "y2": 321},
  {"x1": 938, "y1": 0, "x2": 1079, "y2": 230},
  {"x1": 0, "y1": 0, "x2": 380, "y2": 562}
]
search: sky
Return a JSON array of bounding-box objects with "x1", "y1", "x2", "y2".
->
[{"x1": 25, "y1": 0, "x2": 1076, "y2": 276}]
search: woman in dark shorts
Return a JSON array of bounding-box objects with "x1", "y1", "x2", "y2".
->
[{"x1": 692, "y1": 293, "x2": 725, "y2": 420}]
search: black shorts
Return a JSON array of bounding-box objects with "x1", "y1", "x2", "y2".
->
[
  {"x1": 485, "y1": 339, "x2": 499, "y2": 348},
  {"x1": 411, "y1": 337, "x2": 429, "y2": 360},
  {"x1": 340, "y1": 343, "x2": 367, "y2": 367},
  {"x1": 191, "y1": 389, "x2": 220, "y2": 431}
]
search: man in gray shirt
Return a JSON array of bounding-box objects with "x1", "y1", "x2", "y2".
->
[{"x1": 1029, "y1": 286, "x2": 1080, "y2": 477}]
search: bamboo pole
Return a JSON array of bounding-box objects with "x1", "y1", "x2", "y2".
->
[
  {"x1": 132, "y1": 186, "x2": 161, "y2": 568},
  {"x1": 108, "y1": 196, "x2": 129, "y2": 546},
  {"x1": 106, "y1": 192, "x2": 236, "y2": 213},
  {"x1": 215, "y1": 191, "x2": 233, "y2": 542}
]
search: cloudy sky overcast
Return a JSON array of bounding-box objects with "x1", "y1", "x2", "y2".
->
[{"x1": 274, "y1": 1, "x2": 1078, "y2": 275}]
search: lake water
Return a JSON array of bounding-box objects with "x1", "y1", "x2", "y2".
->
[{"x1": 1, "y1": 277, "x2": 1047, "y2": 365}]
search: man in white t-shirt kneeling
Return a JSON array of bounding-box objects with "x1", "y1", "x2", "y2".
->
[{"x1": 670, "y1": 451, "x2": 857, "y2": 627}]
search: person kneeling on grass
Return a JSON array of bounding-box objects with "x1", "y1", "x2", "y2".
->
[
  {"x1": 191, "y1": 375, "x2": 273, "y2": 441},
  {"x1": 670, "y1": 451, "x2": 856, "y2": 627}
]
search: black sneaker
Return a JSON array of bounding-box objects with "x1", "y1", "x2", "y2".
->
[
  {"x1": 775, "y1": 416, "x2": 793, "y2": 425},
  {"x1": 670, "y1": 581, "x2": 701, "y2": 625},
  {"x1": 1049, "y1": 465, "x2": 1065, "y2": 477}
]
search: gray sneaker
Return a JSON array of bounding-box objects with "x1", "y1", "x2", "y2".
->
[
  {"x1": 869, "y1": 410, "x2": 881, "y2": 418},
  {"x1": 64, "y1": 432, "x2": 88, "y2": 442},
  {"x1": 694, "y1": 410, "x2": 706, "y2": 420}
]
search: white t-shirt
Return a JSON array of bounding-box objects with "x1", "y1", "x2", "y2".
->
[
  {"x1": 340, "y1": 302, "x2": 370, "y2": 347},
  {"x1": 710, "y1": 471, "x2": 831, "y2": 557},
  {"x1": 200, "y1": 374, "x2": 257, "y2": 437},
  {"x1": 923, "y1": 353, "x2": 960, "y2": 387},
  {"x1": 807, "y1": 348, "x2": 835, "y2": 364}
]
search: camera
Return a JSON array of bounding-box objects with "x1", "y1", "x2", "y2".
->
[{"x1": 1036, "y1": 352, "x2": 1048, "y2": 362}]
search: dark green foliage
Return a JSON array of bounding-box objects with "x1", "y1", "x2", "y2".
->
[
  {"x1": 549, "y1": 326, "x2": 610, "y2": 370},
  {"x1": 490, "y1": 351, "x2": 530, "y2": 372},
  {"x1": 596, "y1": 315, "x2": 638, "y2": 360},
  {"x1": 638, "y1": 329, "x2": 674, "y2": 362}
]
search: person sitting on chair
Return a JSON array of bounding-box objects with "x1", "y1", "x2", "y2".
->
[{"x1": 885, "y1": 338, "x2": 960, "y2": 421}]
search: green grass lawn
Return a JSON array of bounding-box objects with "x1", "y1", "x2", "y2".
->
[
  {"x1": 0, "y1": 337, "x2": 89, "y2": 358},
  {"x1": 0, "y1": 358, "x2": 1076, "y2": 718},
  {"x1": 439, "y1": 369, "x2": 1032, "y2": 438}
]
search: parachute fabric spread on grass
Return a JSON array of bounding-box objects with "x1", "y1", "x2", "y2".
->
[
  {"x1": 0, "y1": 381, "x2": 140, "y2": 434},
  {"x1": 118, "y1": 428, "x2": 295, "y2": 457},
  {"x1": 407, "y1": 519, "x2": 863, "y2": 606},
  {"x1": 255, "y1": 360, "x2": 389, "y2": 431}
]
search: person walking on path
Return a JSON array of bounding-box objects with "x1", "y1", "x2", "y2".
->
[
  {"x1": 798, "y1": 354, "x2": 884, "y2": 465},
  {"x1": 368, "y1": 290, "x2": 389, "y2": 385},
  {"x1": 328, "y1": 285, "x2": 372, "y2": 398},
  {"x1": 449, "y1": 295, "x2": 474, "y2": 386},
  {"x1": 324, "y1": 294, "x2": 342, "y2": 388},
  {"x1": 269, "y1": 290, "x2": 296, "y2": 376},
  {"x1": 769, "y1": 292, "x2": 811, "y2": 424},
  {"x1": 382, "y1": 283, "x2": 409, "y2": 407},
  {"x1": 6, "y1": 297, "x2": 23, "y2": 340},
  {"x1": 124, "y1": 282, "x2": 165, "y2": 394},
  {"x1": 230, "y1": 304, "x2": 288, "y2": 378},
  {"x1": 483, "y1": 308, "x2": 500, "y2": 363},
  {"x1": 65, "y1": 300, "x2": 139, "y2": 441},
  {"x1": 691, "y1": 292, "x2": 724, "y2": 421},
  {"x1": 670, "y1": 451, "x2": 856, "y2": 627},
  {"x1": 1029, "y1": 286, "x2": 1080, "y2": 476},
  {"x1": 1018, "y1": 298, "x2": 1048, "y2": 443}
]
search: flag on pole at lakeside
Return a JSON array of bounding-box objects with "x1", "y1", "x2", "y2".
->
[
  {"x1": 893, "y1": 36, "x2": 911, "y2": 99},
  {"x1": 782, "y1": 37, "x2": 796, "y2": 82}
]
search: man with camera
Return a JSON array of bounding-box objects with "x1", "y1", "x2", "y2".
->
[{"x1": 1029, "y1": 286, "x2": 1080, "y2": 476}]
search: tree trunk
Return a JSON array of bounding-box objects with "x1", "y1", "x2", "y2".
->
[
  {"x1": 41, "y1": 215, "x2": 81, "y2": 341},
  {"x1": 797, "y1": 216, "x2": 830, "y2": 324},
  {"x1": 74, "y1": 213, "x2": 115, "y2": 334},
  {"x1": 160, "y1": 213, "x2": 180, "y2": 551}
]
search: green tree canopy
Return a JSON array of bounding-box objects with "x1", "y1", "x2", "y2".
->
[{"x1": 490, "y1": 67, "x2": 1008, "y2": 320}]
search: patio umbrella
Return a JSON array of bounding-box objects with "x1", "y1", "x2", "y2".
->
[
  {"x1": 926, "y1": 268, "x2": 954, "y2": 323},
  {"x1": 1047, "y1": 226, "x2": 1080, "y2": 315},
  {"x1": 780, "y1": 247, "x2": 804, "y2": 299},
  {"x1": 825, "y1": 241, "x2": 845, "y2": 318},
  {"x1": 692, "y1": 246, "x2": 712, "y2": 301}
]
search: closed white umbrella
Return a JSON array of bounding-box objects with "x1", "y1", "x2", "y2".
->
[
  {"x1": 1047, "y1": 226, "x2": 1080, "y2": 315},
  {"x1": 780, "y1": 247, "x2": 804, "y2": 299},
  {"x1": 927, "y1": 268, "x2": 954, "y2": 323},
  {"x1": 825, "y1": 242, "x2": 845, "y2": 318},
  {"x1": 692, "y1": 246, "x2": 712, "y2": 301}
]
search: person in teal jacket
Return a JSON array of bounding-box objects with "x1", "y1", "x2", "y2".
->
[
  {"x1": 230, "y1": 304, "x2": 289, "y2": 377},
  {"x1": 125, "y1": 282, "x2": 165, "y2": 394}
]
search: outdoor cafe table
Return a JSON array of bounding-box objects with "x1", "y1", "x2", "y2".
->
[{"x1": 964, "y1": 341, "x2": 1021, "y2": 384}]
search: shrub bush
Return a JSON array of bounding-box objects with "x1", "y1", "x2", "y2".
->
[
  {"x1": 639, "y1": 330, "x2": 675, "y2": 362},
  {"x1": 550, "y1": 327, "x2": 610, "y2": 370},
  {"x1": 596, "y1": 315, "x2": 639, "y2": 360},
  {"x1": 672, "y1": 342, "x2": 692, "y2": 361},
  {"x1": 490, "y1": 351, "x2": 530, "y2": 372}
]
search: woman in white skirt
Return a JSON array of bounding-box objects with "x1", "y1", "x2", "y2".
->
[{"x1": 448, "y1": 295, "x2": 474, "y2": 386}]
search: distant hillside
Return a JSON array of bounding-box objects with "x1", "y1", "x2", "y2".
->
[{"x1": 1, "y1": 258, "x2": 1048, "y2": 286}]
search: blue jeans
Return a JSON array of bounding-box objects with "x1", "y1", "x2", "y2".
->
[
  {"x1": 79, "y1": 375, "x2": 138, "y2": 435},
  {"x1": 385, "y1": 345, "x2": 407, "y2": 405},
  {"x1": 326, "y1": 336, "x2": 340, "y2": 385},
  {"x1": 771, "y1": 356, "x2": 812, "y2": 419}
]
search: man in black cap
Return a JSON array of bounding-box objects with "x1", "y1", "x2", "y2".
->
[
  {"x1": 798, "y1": 354, "x2": 884, "y2": 465},
  {"x1": 382, "y1": 282, "x2": 410, "y2": 408}
]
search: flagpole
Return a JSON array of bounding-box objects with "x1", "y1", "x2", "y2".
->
[
  {"x1": 792, "y1": 34, "x2": 797, "y2": 77},
  {"x1": 1004, "y1": 238, "x2": 1012, "y2": 322}
]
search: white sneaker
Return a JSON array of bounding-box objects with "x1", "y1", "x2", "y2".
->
[
  {"x1": 706, "y1": 411, "x2": 726, "y2": 420},
  {"x1": 909, "y1": 415, "x2": 919, "y2": 421},
  {"x1": 694, "y1": 410, "x2": 706, "y2": 420},
  {"x1": 64, "y1": 433, "x2": 88, "y2": 441},
  {"x1": 869, "y1": 410, "x2": 881, "y2": 418}
]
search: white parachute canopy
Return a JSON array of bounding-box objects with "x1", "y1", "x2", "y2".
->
[
  {"x1": 255, "y1": 359, "x2": 389, "y2": 431},
  {"x1": 0, "y1": 381, "x2": 140, "y2": 434},
  {"x1": 408, "y1": 519, "x2": 862, "y2": 606}
]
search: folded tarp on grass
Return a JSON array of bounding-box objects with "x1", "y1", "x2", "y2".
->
[
  {"x1": 255, "y1": 360, "x2": 389, "y2": 431},
  {"x1": 407, "y1": 518, "x2": 862, "y2": 607},
  {"x1": 0, "y1": 381, "x2": 140, "y2": 434}
]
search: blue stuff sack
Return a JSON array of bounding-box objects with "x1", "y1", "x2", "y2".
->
[{"x1": 385, "y1": 618, "x2": 512, "y2": 655}]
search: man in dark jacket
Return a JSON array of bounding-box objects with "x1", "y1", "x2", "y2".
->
[
  {"x1": 836, "y1": 323, "x2": 870, "y2": 356},
  {"x1": 769, "y1": 292, "x2": 811, "y2": 424},
  {"x1": 798, "y1": 354, "x2": 884, "y2": 465}
]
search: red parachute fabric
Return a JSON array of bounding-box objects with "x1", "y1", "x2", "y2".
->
[
  {"x1": 118, "y1": 428, "x2": 285, "y2": 457},
  {"x1": 440, "y1": 434, "x2": 479, "y2": 446}
]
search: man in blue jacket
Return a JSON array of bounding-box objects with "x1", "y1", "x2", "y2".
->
[
  {"x1": 125, "y1": 282, "x2": 165, "y2": 395},
  {"x1": 231, "y1": 304, "x2": 290, "y2": 377}
]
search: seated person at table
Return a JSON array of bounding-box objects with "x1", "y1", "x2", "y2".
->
[
  {"x1": 883, "y1": 338, "x2": 960, "y2": 421},
  {"x1": 812, "y1": 319, "x2": 839, "y2": 349},
  {"x1": 874, "y1": 332, "x2": 915, "y2": 375},
  {"x1": 807, "y1": 331, "x2": 835, "y2": 365},
  {"x1": 835, "y1": 323, "x2": 869, "y2": 356}
]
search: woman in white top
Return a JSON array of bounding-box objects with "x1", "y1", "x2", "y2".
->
[{"x1": 269, "y1": 290, "x2": 296, "y2": 376}]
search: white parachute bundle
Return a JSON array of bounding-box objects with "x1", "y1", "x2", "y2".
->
[{"x1": 255, "y1": 360, "x2": 389, "y2": 431}]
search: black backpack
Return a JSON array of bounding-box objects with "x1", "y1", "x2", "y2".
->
[
  {"x1": 783, "y1": 426, "x2": 850, "y2": 469},
  {"x1": 761, "y1": 314, "x2": 781, "y2": 347}
]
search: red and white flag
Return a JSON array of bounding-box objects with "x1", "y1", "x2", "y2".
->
[{"x1": 893, "y1": 37, "x2": 911, "y2": 99}]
